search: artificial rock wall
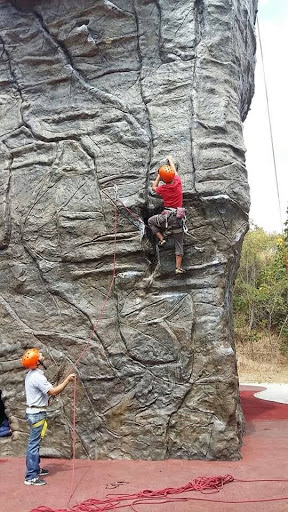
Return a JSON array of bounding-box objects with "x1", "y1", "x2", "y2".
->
[{"x1": 0, "y1": 0, "x2": 258, "y2": 460}]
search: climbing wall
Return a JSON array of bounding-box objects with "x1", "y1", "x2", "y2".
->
[{"x1": 0, "y1": 0, "x2": 258, "y2": 460}]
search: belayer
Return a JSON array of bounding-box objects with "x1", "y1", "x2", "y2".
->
[
  {"x1": 148, "y1": 155, "x2": 186, "y2": 274},
  {"x1": 21, "y1": 348, "x2": 75, "y2": 486}
]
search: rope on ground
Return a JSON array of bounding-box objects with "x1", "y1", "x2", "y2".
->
[
  {"x1": 30, "y1": 475, "x2": 234, "y2": 512},
  {"x1": 30, "y1": 474, "x2": 288, "y2": 512}
]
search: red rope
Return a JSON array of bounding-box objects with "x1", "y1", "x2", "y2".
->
[
  {"x1": 29, "y1": 475, "x2": 288, "y2": 511},
  {"x1": 30, "y1": 475, "x2": 234, "y2": 512},
  {"x1": 67, "y1": 195, "x2": 118, "y2": 374},
  {"x1": 62, "y1": 194, "x2": 118, "y2": 507},
  {"x1": 116, "y1": 197, "x2": 146, "y2": 226},
  {"x1": 68, "y1": 375, "x2": 77, "y2": 502},
  {"x1": 29, "y1": 474, "x2": 288, "y2": 512}
]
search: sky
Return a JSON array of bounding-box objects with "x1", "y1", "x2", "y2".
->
[{"x1": 243, "y1": 0, "x2": 288, "y2": 233}]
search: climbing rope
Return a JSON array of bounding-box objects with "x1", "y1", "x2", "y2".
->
[
  {"x1": 35, "y1": 190, "x2": 288, "y2": 512},
  {"x1": 67, "y1": 188, "x2": 118, "y2": 375},
  {"x1": 30, "y1": 474, "x2": 288, "y2": 512},
  {"x1": 59, "y1": 187, "x2": 119, "y2": 504},
  {"x1": 30, "y1": 192, "x2": 288, "y2": 510},
  {"x1": 116, "y1": 196, "x2": 147, "y2": 227},
  {"x1": 256, "y1": 16, "x2": 283, "y2": 229},
  {"x1": 257, "y1": 16, "x2": 288, "y2": 272},
  {"x1": 69, "y1": 375, "x2": 77, "y2": 502},
  {"x1": 33, "y1": 56, "x2": 287, "y2": 503},
  {"x1": 31, "y1": 475, "x2": 234, "y2": 511},
  {"x1": 101, "y1": 189, "x2": 148, "y2": 230},
  {"x1": 31, "y1": 25, "x2": 288, "y2": 504}
]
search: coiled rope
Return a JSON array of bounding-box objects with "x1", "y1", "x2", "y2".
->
[
  {"x1": 31, "y1": 475, "x2": 234, "y2": 511},
  {"x1": 30, "y1": 474, "x2": 288, "y2": 511}
]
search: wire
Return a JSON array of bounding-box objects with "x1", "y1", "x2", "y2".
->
[{"x1": 256, "y1": 15, "x2": 283, "y2": 229}]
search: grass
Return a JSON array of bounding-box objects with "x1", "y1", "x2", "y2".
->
[
  {"x1": 235, "y1": 329, "x2": 288, "y2": 383},
  {"x1": 237, "y1": 352, "x2": 288, "y2": 383}
]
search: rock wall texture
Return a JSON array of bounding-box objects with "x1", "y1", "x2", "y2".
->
[{"x1": 0, "y1": 0, "x2": 258, "y2": 460}]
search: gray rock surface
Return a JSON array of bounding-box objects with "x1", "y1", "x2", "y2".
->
[{"x1": 0, "y1": 0, "x2": 258, "y2": 460}]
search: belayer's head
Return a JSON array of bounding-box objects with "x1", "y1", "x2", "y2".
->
[
  {"x1": 21, "y1": 348, "x2": 45, "y2": 370},
  {"x1": 158, "y1": 165, "x2": 175, "y2": 183}
]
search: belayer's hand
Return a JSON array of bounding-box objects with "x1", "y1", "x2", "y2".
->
[{"x1": 67, "y1": 373, "x2": 76, "y2": 382}]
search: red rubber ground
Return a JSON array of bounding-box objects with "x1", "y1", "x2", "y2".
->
[
  {"x1": 241, "y1": 386, "x2": 288, "y2": 421},
  {"x1": 1, "y1": 384, "x2": 288, "y2": 512}
]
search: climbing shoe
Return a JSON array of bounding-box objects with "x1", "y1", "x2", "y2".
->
[
  {"x1": 39, "y1": 468, "x2": 49, "y2": 476},
  {"x1": 158, "y1": 239, "x2": 166, "y2": 247},
  {"x1": 175, "y1": 268, "x2": 185, "y2": 275},
  {"x1": 24, "y1": 477, "x2": 47, "y2": 486}
]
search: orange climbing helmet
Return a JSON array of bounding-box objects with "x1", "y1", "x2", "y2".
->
[
  {"x1": 158, "y1": 165, "x2": 175, "y2": 183},
  {"x1": 21, "y1": 348, "x2": 40, "y2": 369}
]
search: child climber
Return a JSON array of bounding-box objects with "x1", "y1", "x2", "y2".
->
[{"x1": 148, "y1": 155, "x2": 185, "y2": 274}]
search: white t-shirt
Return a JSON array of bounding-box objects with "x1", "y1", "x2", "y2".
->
[{"x1": 25, "y1": 369, "x2": 52, "y2": 414}]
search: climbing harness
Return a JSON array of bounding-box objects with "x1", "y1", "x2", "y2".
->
[
  {"x1": 31, "y1": 418, "x2": 48, "y2": 439},
  {"x1": 161, "y1": 207, "x2": 188, "y2": 237},
  {"x1": 102, "y1": 189, "x2": 188, "y2": 238}
]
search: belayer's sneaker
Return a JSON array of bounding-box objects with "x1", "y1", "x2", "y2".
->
[
  {"x1": 175, "y1": 268, "x2": 185, "y2": 275},
  {"x1": 24, "y1": 477, "x2": 47, "y2": 486},
  {"x1": 158, "y1": 239, "x2": 166, "y2": 247},
  {"x1": 39, "y1": 468, "x2": 49, "y2": 476}
]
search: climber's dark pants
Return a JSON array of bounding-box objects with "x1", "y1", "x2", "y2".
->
[{"x1": 148, "y1": 212, "x2": 184, "y2": 256}]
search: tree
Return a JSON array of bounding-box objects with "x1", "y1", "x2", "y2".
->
[
  {"x1": 234, "y1": 225, "x2": 288, "y2": 357},
  {"x1": 284, "y1": 205, "x2": 288, "y2": 274}
]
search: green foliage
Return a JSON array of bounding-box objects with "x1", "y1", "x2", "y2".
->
[
  {"x1": 285, "y1": 206, "x2": 288, "y2": 240},
  {"x1": 234, "y1": 223, "x2": 288, "y2": 350}
]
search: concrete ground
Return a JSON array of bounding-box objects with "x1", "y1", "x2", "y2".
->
[
  {"x1": 253, "y1": 383, "x2": 288, "y2": 404},
  {"x1": 1, "y1": 383, "x2": 288, "y2": 512}
]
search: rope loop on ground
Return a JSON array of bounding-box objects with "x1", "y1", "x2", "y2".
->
[{"x1": 30, "y1": 474, "x2": 234, "y2": 512}]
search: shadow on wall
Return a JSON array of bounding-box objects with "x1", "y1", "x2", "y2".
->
[
  {"x1": 13, "y1": 0, "x2": 42, "y2": 9},
  {"x1": 0, "y1": 391, "x2": 12, "y2": 438}
]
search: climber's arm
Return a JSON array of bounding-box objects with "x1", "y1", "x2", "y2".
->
[
  {"x1": 151, "y1": 173, "x2": 161, "y2": 193},
  {"x1": 167, "y1": 155, "x2": 178, "y2": 175}
]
